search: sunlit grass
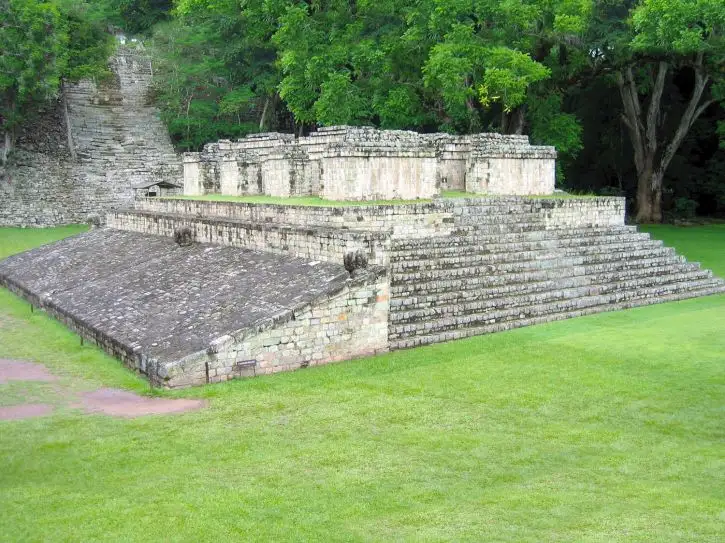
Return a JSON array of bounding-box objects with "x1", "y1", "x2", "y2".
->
[{"x1": 0, "y1": 225, "x2": 723, "y2": 541}]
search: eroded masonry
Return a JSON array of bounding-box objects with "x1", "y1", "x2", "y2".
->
[
  {"x1": 182, "y1": 127, "x2": 557, "y2": 200},
  {"x1": 3, "y1": 194, "x2": 724, "y2": 388}
]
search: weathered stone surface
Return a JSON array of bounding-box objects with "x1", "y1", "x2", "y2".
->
[
  {"x1": 0, "y1": 43, "x2": 181, "y2": 227},
  {"x1": 183, "y1": 126, "x2": 557, "y2": 200}
]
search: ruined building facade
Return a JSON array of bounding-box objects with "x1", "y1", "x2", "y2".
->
[
  {"x1": 0, "y1": 44, "x2": 181, "y2": 227},
  {"x1": 183, "y1": 127, "x2": 557, "y2": 201}
]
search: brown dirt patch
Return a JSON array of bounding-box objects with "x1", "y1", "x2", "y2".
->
[
  {"x1": 81, "y1": 388, "x2": 206, "y2": 417},
  {"x1": 0, "y1": 403, "x2": 54, "y2": 420},
  {"x1": 0, "y1": 360, "x2": 207, "y2": 419},
  {"x1": 0, "y1": 359, "x2": 58, "y2": 384}
]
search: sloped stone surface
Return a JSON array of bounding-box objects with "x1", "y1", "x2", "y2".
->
[{"x1": 0, "y1": 229, "x2": 349, "y2": 362}]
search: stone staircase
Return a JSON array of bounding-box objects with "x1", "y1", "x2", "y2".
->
[
  {"x1": 388, "y1": 202, "x2": 725, "y2": 349},
  {"x1": 64, "y1": 44, "x2": 181, "y2": 207}
]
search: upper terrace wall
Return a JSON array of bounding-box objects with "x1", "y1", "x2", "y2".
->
[
  {"x1": 136, "y1": 196, "x2": 624, "y2": 232},
  {"x1": 182, "y1": 127, "x2": 556, "y2": 201}
]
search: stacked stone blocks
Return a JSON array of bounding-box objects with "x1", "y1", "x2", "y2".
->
[{"x1": 183, "y1": 127, "x2": 557, "y2": 200}]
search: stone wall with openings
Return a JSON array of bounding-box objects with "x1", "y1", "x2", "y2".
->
[
  {"x1": 159, "y1": 271, "x2": 389, "y2": 388},
  {"x1": 181, "y1": 126, "x2": 557, "y2": 200}
]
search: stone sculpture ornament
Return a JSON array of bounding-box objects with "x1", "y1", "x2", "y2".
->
[{"x1": 173, "y1": 226, "x2": 193, "y2": 247}]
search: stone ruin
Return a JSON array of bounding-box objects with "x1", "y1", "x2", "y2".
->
[
  {"x1": 3, "y1": 194, "x2": 725, "y2": 388},
  {"x1": 1, "y1": 55, "x2": 724, "y2": 388},
  {"x1": 182, "y1": 126, "x2": 557, "y2": 200}
]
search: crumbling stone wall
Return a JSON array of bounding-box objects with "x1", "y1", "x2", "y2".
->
[
  {"x1": 0, "y1": 44, "x2": 181, "y2": 227},
  {"x1": 108, "y1": 209, "x2": 392, "y2": 265},
  {"x1": 182, "y1": 126, "x2": 557, "y2": 200},
  {"x1": 161, "y1": 272, "x2": 389, "y2": 387}
]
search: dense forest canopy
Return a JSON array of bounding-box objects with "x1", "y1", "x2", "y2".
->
[{"x1": 1, "y1": 0, "x2": 723, "y2": 222}]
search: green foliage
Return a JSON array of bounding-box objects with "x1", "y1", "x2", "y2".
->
[
  {"x1": 0, "y1": 0, "x2": 115, "y2": 161},
  {"x1": 478, "y1": 47, "x2": 550, "y2": 112},
  {"x1": 672, "y1": 197, "x2": 699, "y2": 219},
  {"x1": 113, "y1": 0, "x2": 173, "y2": 34},
  {"x1": 0, "y1": 0, "x2": 68, "y2": 133}
]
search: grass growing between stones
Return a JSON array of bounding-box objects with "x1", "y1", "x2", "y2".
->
[{"x1": 1, "y1": 225, "x2": 724, "y2": 541}]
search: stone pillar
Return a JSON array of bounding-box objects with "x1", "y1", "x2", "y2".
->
[
  {"x1": 428, "y1": 134, "x2": 470, "y2": 191},
  {"x1": 466, "y1": 134, "x2": 556, "y2": 195},
  {"x1": 183, "y1": 153, "x2": 203, "y2": 196}
]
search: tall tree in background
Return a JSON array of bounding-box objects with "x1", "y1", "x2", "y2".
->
[
  {"x1": 0, "y1": 0, "x2": 114, "y2": 163},
  {"x1": 615, "y1": 0, "x2": 724, "y2": 222},
  {"x1": 0, "y1": 0, "x2": 67, "y2": 163}
]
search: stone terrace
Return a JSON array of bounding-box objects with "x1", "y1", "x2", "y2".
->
[
  {"x1": 0, "y1": 229, "x2": 388, "y2": 387},
  {"x1": 3, "y1": 195, "x2": 725, "y2": 388}
]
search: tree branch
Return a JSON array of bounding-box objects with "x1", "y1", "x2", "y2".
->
[
  {"x1": 645, "y1": 61, "x2": 667, "y2": 156},
  {"x1": 658, "y1": 67, "x2": 710, "y2": 175}
]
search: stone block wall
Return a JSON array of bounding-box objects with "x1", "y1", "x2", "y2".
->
[
  {"x1": 465, "y1": 135, "x2": 557, "y2": 195},
  {"x1": 133, "y1": 197, "x2": 457, "y2": 238},
  {"x1": 159, "y1": 271, "x2": 389, "y2": 388},
  {"x1": 320, "y1": 145, "x2": 438, "y2": 200},
  {"x1": 182, "y1": 126, "x2": 557, "y2": 200},
  {"x1": 539, "y1": 198, "x2": 626, "y2": 229},
  {"x1": 108, "y1": 210, "x2": 391, "y2": 266}
]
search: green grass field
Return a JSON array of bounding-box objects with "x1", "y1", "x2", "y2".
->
[{"x1": 0, "y1": 225, "x2": 723, "y2": 541}]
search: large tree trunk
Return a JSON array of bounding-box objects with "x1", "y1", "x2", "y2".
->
[
  {"x1": 635, "y1": 169, "x2": 663, "y2": 223},
  {"x1": 259, "y1": 97, "x2": 270, "y2": 131},
  {"x1": 617, "y1": 55, "x2": 713, "y2": 223},
  {"x1": 501, "y1": 106, "x2": 526, "y2": 135}
]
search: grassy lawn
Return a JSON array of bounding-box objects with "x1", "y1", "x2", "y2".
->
[{"x1": 1, "y1": 226, "x2": 724, "y2": 541}]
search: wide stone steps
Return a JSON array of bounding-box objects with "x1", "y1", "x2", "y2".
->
[
  {"x1": 391, "y1": 248, "x2": 680, "y2": 285},
  {"x1": 392, "y1": 234, "x2": 652, "y2": 261},
  {"x1": 453, "y1": 212, "x2": 546, "y2": 226},
  {"x1": 390, "y1": 271, "x2": 717, "y2": 323},
  {"x1": 390, "y1": 226, "x2": 640, "y2": 251},
  {"x1": 391, "y1": 231, "x2": 651, "y2": 260},
  {"x1": 390, "y1": 260, "x2": 703, "y2": 297},
  {"x1": 391, "y1": 239, "x2": 667, "y2": 272},
  {"x1": 390, "y1": 267, "x2": 714, "y2": 310},
  {"x1": 388, "y1": 280, "x2": 725, "y2": 346}
]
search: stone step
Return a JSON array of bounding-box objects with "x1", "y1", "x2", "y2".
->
[
  {"x1": 391, "y1": 249, "x2": 680, "y2": 285},
  {"x1": 391, "y1": 231, "x2": 653, "y2": 260},
  {"x1": 391, "y1": 239, "x2": 666, "y2": 272},
  {"x1": 390, "y1": 226, "x2": 639, "y2": 251},
  {"x1": 453, "y1": 212, "x2": 547, "y2": 226},
  {"x1": 390, "y1": 260, "x2": 703, "y2": 297},
  {"x1": 388, "y1": 281, "x2": 725, "y2": 346},
  {"x1": 390, "y1": 272, "x2": 718, "y2": 322},
  {"x1": 390, "y1": 268, "x2": 714, "y2": 310}
]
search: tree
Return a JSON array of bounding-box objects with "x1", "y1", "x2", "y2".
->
[
  {"x1": 616, "y1": 0, "x2": 724, "y2": 222},
  {"x1": 0, "y1": 0, "x2": 67, "y2": 163}
]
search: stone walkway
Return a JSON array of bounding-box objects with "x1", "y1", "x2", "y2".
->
[{"x1": 0, "y1": 359, "x2": 206, "y2": 420}]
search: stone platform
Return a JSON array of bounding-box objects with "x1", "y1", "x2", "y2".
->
[
  {"x1": 0, "y1": 229, "x2": 388, "y2": 387},
  {"x1": 3, "y1": 196, "x2": 725, "y2": 388}
]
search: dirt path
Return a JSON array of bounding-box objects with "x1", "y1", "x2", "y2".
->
[{"x1": 0, "y1": 359, "x2": 206, "y2": 420}]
